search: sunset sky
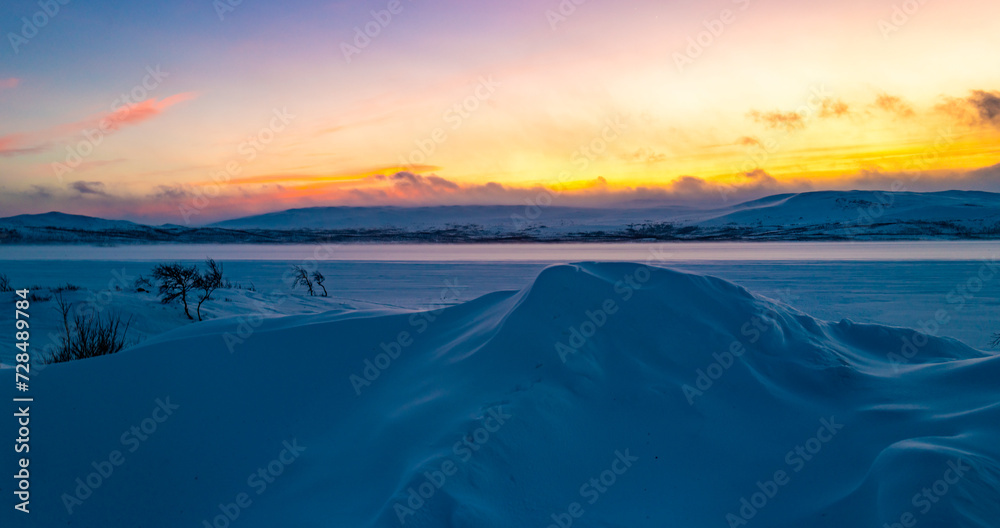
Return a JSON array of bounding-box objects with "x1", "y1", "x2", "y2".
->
[{"x1": 1, "y1": 0, "x2": 999, "y2": 223}]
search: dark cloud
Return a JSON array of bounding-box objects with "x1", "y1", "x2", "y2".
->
[
  {"x1": 70, "y1": 180, "x2": 108, "y2": 195},
  {"x1": 28, "y1": 185, "x2": 53, "y2": 199},
  {"x1": 937, "y1": 89, "x2": 1000, "y2": 128},
  {"x1": 968, "y1": 90, "x2": 1000, "y2": 125},
  {"x1": 153, "y1": 184, "x2": 194, "y2": 200}
]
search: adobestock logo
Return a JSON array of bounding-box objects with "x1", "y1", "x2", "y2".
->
[
  {"x1": 341, "y1": 0, "x2": 414, "y2": 63},
  {"x1": 397, "y1": 76, "x2": 501, "y2": 170},
  {"x1": 6, "y1": 0, "x2": 71, "y2": 54},
  {"x1": 878, "y1": 0, "x2": 930, "y2": 40},
  {"x1": 672, "y1": 0, "x2": 751, "y2": 73},
  {"x1": 393, "y1": 408, "x2": 511, "y2": 524},
  {"x1": 52, "y1": 66, "x2": 171, "y2": 181}
]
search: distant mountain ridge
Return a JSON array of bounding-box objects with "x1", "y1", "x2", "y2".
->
[
  {"x1": 0, "y1": 211, "x2": 142, "y2": 230},
  {"x1": 2, "y1": 190, "x2": 999, "y2": 243}
]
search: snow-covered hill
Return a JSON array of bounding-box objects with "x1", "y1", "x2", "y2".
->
[
  {"x1": 3, "y1": 190, "x2": 1000, "y2": 242},
  {"x1": 207, "y1": 205, "x2": 689, "y2": 232},
  {"x1": 695, "y1": 190, "x2": 1000, "y2": 232},
  {"x1": 207, "y1": 190, "x2": 1000, "y2": 239},
  {"x1": 9, "y1": 263, "x2": 999, "y2": 527},
  {"x1": 0, "y1": 211, "x2": 141, "y2": 230}
]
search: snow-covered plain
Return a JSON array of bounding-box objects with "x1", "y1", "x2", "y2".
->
[{"x1": 1, "y1": 261, "x2": 998, "y2": 527}]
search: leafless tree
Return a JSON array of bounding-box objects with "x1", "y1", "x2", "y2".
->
[
  {"x1": 312, "y1": 270, "x2": 328, "y2": 297},
  {"x1": 291, "y1": 265, "x2": 315, "y2": 296},
  {"x1": 194, "y1": 259, "x2": 224, "y2": 321},
  {"x1": 152, "y1": 262, "x2": 199, "y2": 319},
  {"x1": 0, "y1": 273, "x2": 11, "y2": 292}
]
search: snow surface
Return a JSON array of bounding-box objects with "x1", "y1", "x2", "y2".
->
[{"x1": 4, "y1": 263, "x2": 998, "y2": 527}]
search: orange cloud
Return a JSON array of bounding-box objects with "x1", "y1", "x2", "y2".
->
[
  {"x1": 819, "y1": 99, "x2": 850, "y2": 118},
  {"x1": 223, "y1": 165, "x2": 441, "y2": 186},
  {"x1": 874, "y1": 93, "x2": 915, "y2": 118},
  {"x1": 747, "y1": 110, "x2": 805, "y2": 131}
]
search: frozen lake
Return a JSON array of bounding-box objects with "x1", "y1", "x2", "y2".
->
[{"x1": 1, "y1": 240, "x2": 999, "y2": 261}]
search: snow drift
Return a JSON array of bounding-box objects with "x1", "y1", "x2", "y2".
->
[{"x1": 7, "y1": 263, "x2": 1000, "y2": 527}]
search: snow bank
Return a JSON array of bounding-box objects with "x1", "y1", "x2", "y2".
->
[{"x1": 6, "y1": 263, "x2": 999, "y2": 527}]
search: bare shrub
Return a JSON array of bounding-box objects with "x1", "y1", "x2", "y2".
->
[{"x1": 46, "y1": 295, "x2": 133, "y2": 363}]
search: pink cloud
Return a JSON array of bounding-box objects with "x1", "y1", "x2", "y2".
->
[
  {"x1": 0, "y1": 133, "x2": 48, "y2": 157},
  {"x1": 0, "y1": 92, "x2": 198, "y2": 156},
  {"x1": 0, "y1": 78, "x2": 20, "y2": 90}
]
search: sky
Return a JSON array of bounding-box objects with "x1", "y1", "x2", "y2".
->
[{"x1": 1, "y1": 0, "x2": 999, "y2": 224}]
